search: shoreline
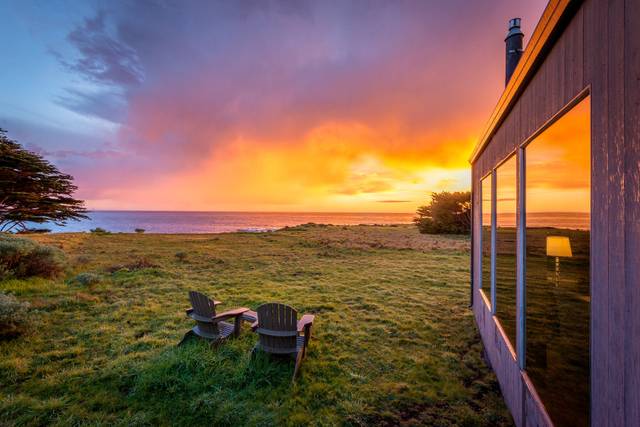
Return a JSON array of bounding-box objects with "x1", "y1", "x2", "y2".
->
[
  {"x1": 27, "y1": 211, "x2": 416, "y2": 234},
  {"x1": 20, "y1": 222, "x2": 416, "y2": 235}
]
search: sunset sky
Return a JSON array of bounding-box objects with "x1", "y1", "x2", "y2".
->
[
  {"x1": 1, "y1": 0, "x2": 547, "y2": 212},
  {"x1": 526, "y1": 96, "x2": 590, "y2": 214}
]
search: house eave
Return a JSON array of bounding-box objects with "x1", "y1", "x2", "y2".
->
[{"x1": 468, "y1": 0, "x2": 582, "y2": 164}]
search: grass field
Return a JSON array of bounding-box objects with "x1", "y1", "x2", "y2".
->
[{"x1": 0, "y1": 225, "x2": 512, "y2": 426}]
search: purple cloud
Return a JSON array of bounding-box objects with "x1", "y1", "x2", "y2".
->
[
  {"x1": 55, "y1": 87, "x2": 127, "y2": 123},
  {"x1": 63, "y1": 11, "x2": 143, "y2": 87}
]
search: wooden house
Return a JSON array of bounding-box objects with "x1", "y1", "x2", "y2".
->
[{"x1": 469, "y1": 0, "x2": 638, "y2": 425}]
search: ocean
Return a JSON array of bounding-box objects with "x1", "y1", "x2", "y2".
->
[
  {"x1": 40, "y1": 211, "x2": 415, "y2": 234},
  {"x1": 483, "y1": 212, "x2": 590, "y2": 230}
]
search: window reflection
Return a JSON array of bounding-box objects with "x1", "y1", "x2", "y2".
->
[
  {"x1": 481, "y1": 175, "x2": 492, "y2": 303},
  {"x1": 525, "y1": 96, "x2": 590, "y2": 427},
  {"x1": 495, "y1": 156, "x2": 517, "y2": 347}
]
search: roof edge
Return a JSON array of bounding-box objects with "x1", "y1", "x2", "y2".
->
[{"x1": 468, "y1": 0, "x2": 580, "y2": 163}]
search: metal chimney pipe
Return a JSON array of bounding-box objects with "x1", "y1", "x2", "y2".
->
[{"x1": 505, "y1": 18, "x2": 524, "y2": 86}]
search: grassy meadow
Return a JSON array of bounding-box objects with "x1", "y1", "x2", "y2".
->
[{"x1": 0, "y1": 225, "x2": 512, "y2": 426}]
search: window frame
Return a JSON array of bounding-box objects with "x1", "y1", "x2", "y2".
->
[
  {"x1": 475, "y1": 87, "x2": 592, "y2": 370},
  {"x1": 518, "y1": 91, "x2": 592, "y2": 426},
  {"x1": 479, "y1": 170, "x2": 495, "y2": 313},
  {"x1": 493, "y1": 152, "x2": 519, "y2": 353},
  {"x1": 517, "y1": 87, "x2": 590, "y2": 369}
]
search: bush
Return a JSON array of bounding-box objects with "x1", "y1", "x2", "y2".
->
[
  {"x1": 175, "y1": 251, "x2": 188, "y2": 262},
  {"x1": 134, "y1": 228, "x2": 145, "y2": 233},
  {"x1": 0, "y1": 292, "x2": 31, "y2": 339},
  {"x1": 75, "y1": 255, "x2": 91, "y2": 265},
  {"x1": 126, "y1": 256, "x2": 157, "y2": 270},
  {"x1": 0, "y1": 235, "x2": 66, "y2": 279},
  {"x1": 414, "y1": 191, "x2": 471, "y2": 235},
  {"x1": 71, "y1": 272, "x2": 102, "y2": 286},
  {"x1": 90, "y1": 227, "x2": 110, "y2": 234}
]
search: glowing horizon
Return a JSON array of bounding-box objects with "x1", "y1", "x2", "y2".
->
[{"x1": 1, "y1": 1, "x2": 547, "y2": 212}]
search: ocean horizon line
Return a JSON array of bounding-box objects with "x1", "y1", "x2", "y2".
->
[
  {"x1": 83, "y1": 209, "x2": 415, "y2": 215},
  {"x1": 37, "y1": 211, "x2": 416, "y2": 234}
]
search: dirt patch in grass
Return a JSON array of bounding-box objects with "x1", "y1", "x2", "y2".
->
[{"x1": 104, "y1": 256, "x2": 159, "y2": 273}]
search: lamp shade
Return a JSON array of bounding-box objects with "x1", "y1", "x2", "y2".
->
[{"x1": 546, "y1": 236, "x2": 573, "y2": 257}]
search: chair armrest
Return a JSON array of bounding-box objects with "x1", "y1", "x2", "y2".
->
[
  {"x1": 212, "y1": 307, "x2": 249, "y2": 322},
  {"x1": 212, "y1": 300, "x2": 222, "y2": 306},
  {"x1": 297, "y1": 314, "x2": 315, "y2": 333},
  {"x1": 242, "y1": 310, "x2": 258, "y2": 323}
]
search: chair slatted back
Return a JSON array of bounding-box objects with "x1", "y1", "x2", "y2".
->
[
  {"x1": 189, "y1": 291, "x2": 219, "y2": 335},
  {"x1": 256, "y1": 303, "x2": 298, "y2": 354}
]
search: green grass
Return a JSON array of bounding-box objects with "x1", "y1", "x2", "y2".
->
[{"x1": 0, "y1": 225, "x2": 511, "y2": 426}]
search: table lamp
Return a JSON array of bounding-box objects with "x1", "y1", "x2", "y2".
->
[{"x1": 546, "y1": 236, "x2": 572, "y2": 286}]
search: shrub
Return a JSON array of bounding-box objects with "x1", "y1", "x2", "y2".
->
[
  {"x1": 175, "y1": 251, "x2": 188, "y2": 262},
  {"x1": 90, "y1": 227, "x2": 109, "y2": 234},
  {"x1": 126, "y1": 256, "x2": 157, "y2": 270},
  {"x1": 134, "y1": 228, "x2": 145, "y2": 233},
  {"x1": 75, "y1": 255, "x2": 91, "y2": 265},
  {"x1": 414, "y1": 191, "x2": 471, "y2": 235},
  {"x1": 0, "y1": 235, "x2": 66, "y2": 279},
  {"x1": 0, "y1": 292, "x2": 31, "y2": 339},
  {"x1": 71, "y1": 272, "x2": 102, "y2": 286}
]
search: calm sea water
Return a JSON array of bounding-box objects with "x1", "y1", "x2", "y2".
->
[
  {"x1": 483, "y1": 212, "x2": 590, "y2": 230},
  {"x1": 41, "y1": 211, "x2": 415, "y2": 234}
]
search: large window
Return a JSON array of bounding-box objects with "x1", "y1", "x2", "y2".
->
[
  {"x1": 525, "y1": 96, "x2": 590, "y2": 427},
  {"x1": 495, "y1": 156, "x2": 517, "y2": 347},
  {"x1": 481, "y1": 174, "x2": 492, "y2": 303}
]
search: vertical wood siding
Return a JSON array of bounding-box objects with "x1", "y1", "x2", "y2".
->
[
  {"x1": 606, "y1": 1, "x2": 626, "y2": 424},
  {"x1": 584, "y1": 0, "x2": 611, "y2": 424},
  {"x1": 624, "y1": 0, "x2": 640, "y2": 423},
  {"x1": 471, "y1": 0, "x2": 639, "y2": 425}
]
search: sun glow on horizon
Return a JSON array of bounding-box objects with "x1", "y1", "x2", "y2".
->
[{"x1": 83, "y1": 128, "x2": 475, "y2": 213}]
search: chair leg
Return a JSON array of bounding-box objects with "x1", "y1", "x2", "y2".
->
[
  {"x1": 303, "y1": 325, "x2": 312, "y2": 358},
  {"x1": 178, "y1": 330, "x2": 195, "y2": 346},
  {"x1": 292, "y1": 350, "x2": 304, "y2": 383},
  {"x1": 233, "y1": 316, "x2": 242, "y2": 337},
  {"x1": 251, "y1": 344, "x2": 260, "y2": 359},
  {"x1": 209, "y1": 337, "x2": 224, "y2": 349},
  {"x1": 302, "y1": 337, "x2": 309, "y2": 358}
]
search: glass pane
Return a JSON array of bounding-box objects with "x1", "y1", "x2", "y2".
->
[
  {"x1": 525, "y1": 96, "x2": 590, "y2": 427},
  {"x1": 481, "y1": 174, "x2": 492, "y2": 302},
  {"x1": 495, "y1": 156, "x2": 517, "y2": 347}
]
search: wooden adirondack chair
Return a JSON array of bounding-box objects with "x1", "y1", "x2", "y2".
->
[
  {"x1": 251, "y1": 303, "x2": 315, "y2": 381},
  {"x1": 179, "y1": 291, "x2": 249, "y2": 346}
]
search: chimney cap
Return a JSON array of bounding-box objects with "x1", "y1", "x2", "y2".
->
[{"x1": 506, "y1": 17, "x2": 524, "y2": 39}]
